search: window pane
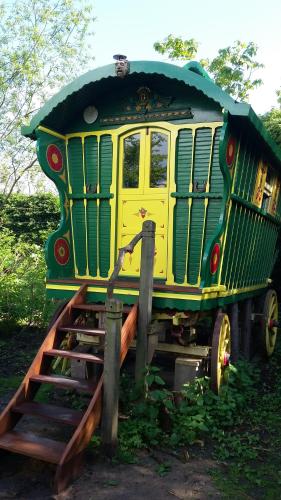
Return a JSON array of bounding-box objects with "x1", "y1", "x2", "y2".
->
[
  {"x1": 150, "y1": 132, "x2": 168, "y2": 188},
  {"x1": 123, "y1": 134, "x2": 140, "y2": 188}
]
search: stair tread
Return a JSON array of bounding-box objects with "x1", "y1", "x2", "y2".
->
[
  {"x1": 58, "y1": 325, "x2": 105, "y2": 336},
  {"x1": 73, "y1": 303, "x2": 132, "y2": 313},
  {"x1": 0, "y1": 430, "x2": 65, "y2": 464},
  {"x1": 45, "y1": 349, "x2": 104, "y2": 364},
  {"x1": 13, "y1": 401, "x2": 83, "y2": 426},
  {"x1": 30, "y1": 374, "x2": 96, "y2": 393}
]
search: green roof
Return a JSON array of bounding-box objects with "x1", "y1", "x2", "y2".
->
[{"x1": 22, "y1": 60, "x2": 281, "y2": 165}]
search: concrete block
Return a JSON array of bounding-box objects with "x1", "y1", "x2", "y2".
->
[{"x1": 174, "y1": 357, "x2": 204, "y2": 391}]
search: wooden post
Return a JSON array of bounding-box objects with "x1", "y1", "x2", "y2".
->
[
  {"x1": 230, "y1": 302, "x2": 239, "y2": 363},
  {"x1": 135, "y1": 220, "x2": 156, "y2": 383},
  {"x1": 102, "y1": 298, "x2": 123, "y2": 456}
]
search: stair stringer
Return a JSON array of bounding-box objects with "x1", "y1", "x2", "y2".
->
[
  {"x1": 0, "y1": 285, "x2": 87, "y2": 435},
  {"x1": 54, "y1": 303, "x2": 138, "y2": 493}
]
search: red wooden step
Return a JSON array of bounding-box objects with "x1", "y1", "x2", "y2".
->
[
  {"x1": 73, "y1": 303, "x2": 132, "y2": 313},
  {"x1": 30, "y1": 374, "x2": 96, "y2": 393},
  {"x1": 58, "y1": 326, "x2": 105, "y2": 337},
  {"x1": 13, "y1": 401, "x2": 83, "y2": 426},
  {"x1": 44, "y1": 349, "x2": 104, "y2": 364},
  {"x1": 0, "y1": 430, "x2": 65, "y2": 464}
]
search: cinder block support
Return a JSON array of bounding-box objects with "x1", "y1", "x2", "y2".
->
[
  {"x1": 174, "y1": 357, "x2": 204, "y2": 391},
  {"x1": 101, "y1": 298, "x2": 122, "y2": 456}
]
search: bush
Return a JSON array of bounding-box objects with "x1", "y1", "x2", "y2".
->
[
  {"x1": 0, "y1": 193, "x2": 60, "y2": 246},
  {"x1": 0, "y1": 229, "x2": 54, "y2": 329}
]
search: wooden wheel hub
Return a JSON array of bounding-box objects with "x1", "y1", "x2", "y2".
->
[{"x1": 211, "y1": 312, "x2": 231, "y2": 393}]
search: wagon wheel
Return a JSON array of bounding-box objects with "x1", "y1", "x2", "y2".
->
[
  {"x1": 211, "y1": 312, "x2": 231, "y2": 394},
  {"x1": 259, "y1": 289, "x2": 278, "y2": 357}
]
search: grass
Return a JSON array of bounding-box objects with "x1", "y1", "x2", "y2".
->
[{"x1": 210, "y1": 339, "x2": 281, "y2": 499}]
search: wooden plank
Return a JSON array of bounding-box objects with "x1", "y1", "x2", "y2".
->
[
  {"x1": 0, "y1": 431, "x2": 65, "y2": 464},
  {"x1": 13, "y1": 402, "x2": 83, "y2": 426},
  {"x1": 54, "y1": 303, "x2": 138, "y2": 494},
  {"x1": 131, "y1": 340, "x2": 209, "y2": 358},
  {"x1": 30, "y1": 374, "x2": 96, "y2": 394},
  {"x1": 135, "y1": 220, "x2": 156, "y2": 383},
  {"x1": 58, "y1": 326, "x2": 105, "y2": 336},
  {"x1": 44, "y1": 349, "x2": 104, "y2": 364},
  {"x1": 101, "y1": 298, "x2": 122, "y2": 455},
  {"x1": 73, "y1": 304, "x2": 132, "y2": 313}
]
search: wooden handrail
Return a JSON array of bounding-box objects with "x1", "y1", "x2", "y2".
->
[{"x1": 107, "y1": 229, "x2": 143, "y2": 298}]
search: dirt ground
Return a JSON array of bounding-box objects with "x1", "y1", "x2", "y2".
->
[{"x1": 0, "y1": 328, "x2": 222, "y2": 500}]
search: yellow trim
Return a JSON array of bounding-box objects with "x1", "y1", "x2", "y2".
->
[
  {"x1": 65, "y1": 121, "x2": 223, "y2": 140},
  {"x1": 252, "y1": 160, "x2": 267, "y2": 207},
  {"x1": 38, "y1": 125, "x2": 66, "y2": 140},
  {"x1": 166, "y1": 129, "x2": 178, "y2": 284},
  {"x1": 69, "y1": 199, "x2": 78, "y2": 275},
  {"x1": 218, "y1": 199, "x2": 232, "y2": 285},
  {"x1": 65, "y1": 120, "x2": 224, "y2": 283},
  {"x1": 46, "y1": 281, "x2": 266, "y2": 302},
  {"x1": 96, "y1": 136, "x2": 100, "y2": 278},
  {"x1": 109, "y1": 135, "x2": 118, "y2": 276},
  {"x1": 81, "y1": 137, "x2": 89, "y2": 275}
]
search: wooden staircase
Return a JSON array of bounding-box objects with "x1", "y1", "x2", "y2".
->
[{"x1": 0, "y1": 284, "x2": 138, "y2": 493}]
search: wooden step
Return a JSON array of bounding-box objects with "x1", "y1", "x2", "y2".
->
[
  {"x1": 58, "y1": 326, "x2": 106, "y2": 337},
  {"x1": 0, "y1": 430, "x2": 65, "y2": 464},
  {"x1": 30, "y1": 374, "x2": 96, "y2": 393},
  {"x1": 44, "y1": 349, "x2": 104, "y2": 364},
  {"x1": 73, "y1": 303, "x2": 132, "y2": 313},
  {"x1": 13, "y1": 401, "x2": 83, "y2": 426}
]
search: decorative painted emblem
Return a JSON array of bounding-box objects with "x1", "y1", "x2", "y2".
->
[
  {"x1": 54, "y1": 238, "x2": 70, "y2": 265},
  {"x1": 226, "y1": 137, "x2": 236, "y2": 167},
  {"x1": 139, "y1": 207, "x2": 147, "y2": 219},
  {"x1": 46, "y1": 144, "x2": 63, "y2": 172},
  {"x1": 100, "y1": 87, "x2": 193, "y2": 125},
  {"x1": 210, "y1": 243, "x2": 220, "y2": 275}
]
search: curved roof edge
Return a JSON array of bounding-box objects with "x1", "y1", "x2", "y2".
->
[
  {"x1": 21, "y1": 60, "x2": 235, "y2": 138},
  {"x1": 183, "y1": 61, "x2": 213, "y2": 81},
  {"x1": 21, "y1": 60, "x2": 281, "y2": 165}
]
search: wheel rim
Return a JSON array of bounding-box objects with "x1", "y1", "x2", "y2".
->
[
  {"x1": 211, "y1": 312, "x2": 231, "y2": 393},
  {"x1": 264, "y1": 291, "x2": 278, "y2": 356}
]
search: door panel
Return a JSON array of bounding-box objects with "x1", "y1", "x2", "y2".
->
[{"x1": 117, "y1": 127, "x2": 170, "y2": 279}]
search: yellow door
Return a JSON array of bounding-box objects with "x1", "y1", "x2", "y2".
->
[{"x1": 117, "y1": 127, "x2": 170, "y2": 278}]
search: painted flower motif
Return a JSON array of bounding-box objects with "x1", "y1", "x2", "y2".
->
[
  {"x1": 226, "y1": 137, "x2": 236, "y2": 167},
  {"x1": 54, "y1": 238, "x2": 70, "y2": 265},
  {"x1": 46, "y1": 144, "x2": 63, "y2": 172},
  {"x1": 210, "y1": 243, "x2": 220, "y2": 275}
]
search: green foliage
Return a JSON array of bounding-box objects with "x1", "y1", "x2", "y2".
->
[
  {"x1": 0, "y1": 0, "x2": 95, "y2": 196},
  {"x1": 154, "y1": 36, "x2": 263, "y2": 101},
  {"x1": 0, "y1": 229, "x2": 54, "y2": 328},
  {"x1": 0, "y1": 193, "x2": 60, "y2": 245},
  {"x1": 154, "y1": 35, "x2": 198, "y2": 62},
  {"x1": 208, "y1": 41, "x2": 263, "y2": 101},
  {"x1": 261, "y1": 88, "x2": 281, "y2": 147},
  {"x1": 118, "y1": 362, "x2": 259, "y2": 458}
]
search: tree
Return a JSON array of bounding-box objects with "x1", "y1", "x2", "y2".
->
[
  {"x1": 154, "y1": 36, "x2": 263, "y2": 101},
  {"x1": 261, "y1": 88, "x2": 281, "y2": 147},
  {"x1": 0, "y1": 0, "x2": 95, "y2": 198}
]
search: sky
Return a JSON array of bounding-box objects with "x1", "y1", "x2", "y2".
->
[{"x1": 91, "y1": 0, "x2": 281, "y2": 114}]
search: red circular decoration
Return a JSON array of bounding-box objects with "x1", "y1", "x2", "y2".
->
[
  {"x1": 226, "y1": 137, "x2": 236, "y2": 167},
  {"x1": 210, "y1": 243, "x2": 220, "y2": 275},
  {"x1": 54, "y1": 238, "x2": 70, "y2": 265},
  {"x1": 46, "y1": 145, "x2": 63, "y2": 172}
]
